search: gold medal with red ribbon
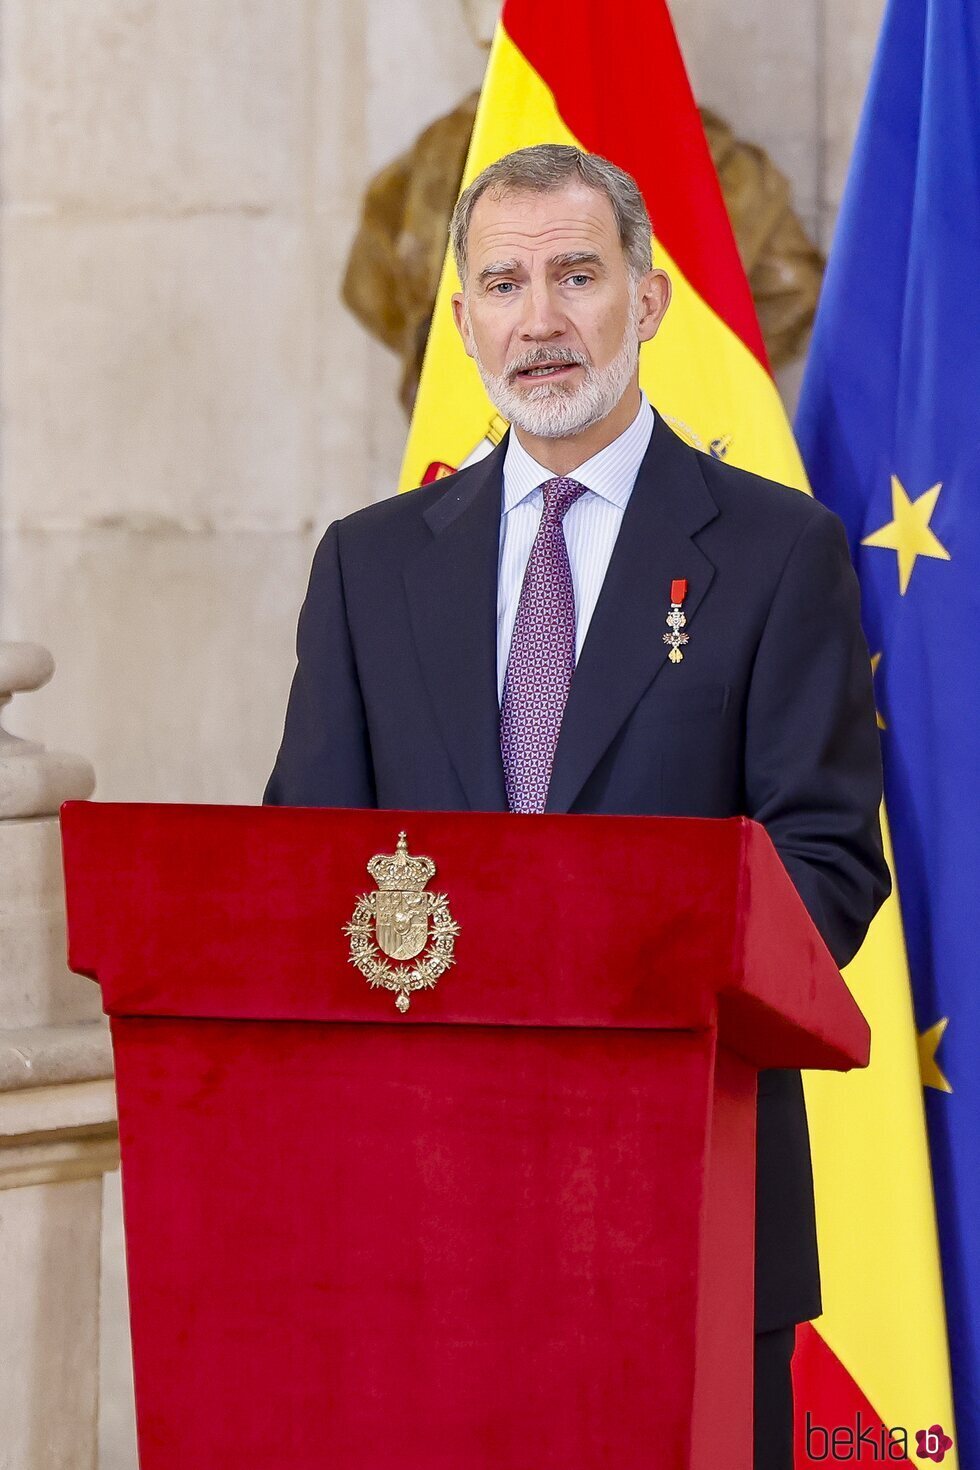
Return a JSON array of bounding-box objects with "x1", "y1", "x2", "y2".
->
[{"x1": 663, "y1": 579, "x2": 689, "y2": 663}]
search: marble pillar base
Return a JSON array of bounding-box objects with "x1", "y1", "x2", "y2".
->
[{"x1": 0, "y1": 651, "x2": 114, "y2": 1470}]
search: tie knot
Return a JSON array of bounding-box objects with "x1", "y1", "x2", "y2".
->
[{"x1": 539, "y1": 476, "x2": 587, "y2": 525}]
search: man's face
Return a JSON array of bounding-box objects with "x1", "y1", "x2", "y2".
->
[{"x1": 452, "y1": 182, "x2": 669, "y2": 439}]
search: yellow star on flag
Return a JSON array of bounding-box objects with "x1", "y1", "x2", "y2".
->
[
  {"x1": 870, "y1": 653, "x2": 886, "y2": 730},
  {"x1": 918, "y1": 1017, "x2": 953, "y2": 1093},
  {"x1": 862, "y1": 475, "x2": 951, "y2": 594}
]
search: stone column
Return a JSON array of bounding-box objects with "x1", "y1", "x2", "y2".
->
[{"x1": 0, "y1": 643, "x2": 116, "y2": 1470}]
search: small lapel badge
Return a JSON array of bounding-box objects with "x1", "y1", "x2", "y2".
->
[
  {"x1": 344, "y1": 831, "x2": 460, "y2": 1013},
  {"x1": 663, "y1": 578, "x2": 689, "y2": 664}
]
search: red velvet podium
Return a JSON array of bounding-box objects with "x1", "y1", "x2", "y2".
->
[{"x1": 60, "y1": 803, "x2": 868, "y2": 1470}]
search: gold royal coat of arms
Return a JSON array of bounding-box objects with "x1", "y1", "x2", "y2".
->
[{"x1": 344, "y1": 832, "x2": 460, "y2": 1012}]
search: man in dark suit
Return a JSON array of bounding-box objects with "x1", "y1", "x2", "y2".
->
[{"x1": 266, "y1": 143, "x2": 889, "y2": 1469}]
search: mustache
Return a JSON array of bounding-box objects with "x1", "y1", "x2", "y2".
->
[{"x1": 506, "y1": 345, "x2": 589, "y2": 379}]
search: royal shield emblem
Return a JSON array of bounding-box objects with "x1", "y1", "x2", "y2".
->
[
  {"x1": 344, "y1": 831, "x2": 460, "y2": 1013},
  {"x1": 374, "y1": 890, "x2": 429, "y2": 961}
]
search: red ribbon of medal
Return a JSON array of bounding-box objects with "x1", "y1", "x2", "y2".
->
[{"x1": 663, "y1": 579, "x2": 690, "y2": 664}]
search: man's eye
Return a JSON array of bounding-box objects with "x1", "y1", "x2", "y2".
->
[
  {"x1": 490, "y1": 281, "x2": 517, "y2": 294},
  {"x1": 566, "y1": 274, "x2": 592, "y2": 286}
]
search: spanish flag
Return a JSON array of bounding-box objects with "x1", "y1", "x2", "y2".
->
[{"x1": 400, "y1": 0, "x2": 955, "y2": 1463}]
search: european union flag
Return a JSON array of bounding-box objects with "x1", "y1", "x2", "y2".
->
[{"x1": 796, "y1": 0, "x2": 980, "y2": 1453}]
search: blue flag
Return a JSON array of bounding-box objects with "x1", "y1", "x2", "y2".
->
[{"x1": 796, "y1": 0, "x2": 980, "y2": 1452}]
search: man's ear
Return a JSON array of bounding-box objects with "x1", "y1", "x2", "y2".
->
[
  {"x1": 636, "y1": 269, "x2": 672, "y2": 344},
  {"x1": 451, "y1": 292, "x2": 475, "y2": 358}
]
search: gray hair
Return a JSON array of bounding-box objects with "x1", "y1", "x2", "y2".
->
[{"x1": 450, "y1": 143, "x2": 653, "y2": 283}]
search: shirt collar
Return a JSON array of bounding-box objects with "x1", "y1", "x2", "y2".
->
[{"x1": 501, "y1": 392, "x2": 655, "y2": 513}]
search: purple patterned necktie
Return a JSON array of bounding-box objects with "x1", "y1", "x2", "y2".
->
[{"x1": 500, "y1": 476, "x2": 588, "y2": 814}]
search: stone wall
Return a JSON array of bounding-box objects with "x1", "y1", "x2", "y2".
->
[
  {"x1": 0, "y1": 0, "x2": 488, "y2": 809},
  {"x1": 0, "y1": 3, "x2": 886, "y2": 1466}
]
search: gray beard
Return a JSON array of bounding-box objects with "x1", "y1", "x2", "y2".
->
[{"x1": 467, "y1": 297, "x2": 641, "y2": 440}]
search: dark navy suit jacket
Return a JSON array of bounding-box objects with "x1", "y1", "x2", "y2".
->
[{"x1": 265, "y1": 413, "x2": 890, "y2": 1332}]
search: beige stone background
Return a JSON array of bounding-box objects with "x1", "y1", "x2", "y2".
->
[{"x1": 0, "y1": 0, "x2": 884, "y2": 1465}]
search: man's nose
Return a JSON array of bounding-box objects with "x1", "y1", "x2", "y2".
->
[{"x1": 517, "y1": 282, "x2": 566, "y2": 340}]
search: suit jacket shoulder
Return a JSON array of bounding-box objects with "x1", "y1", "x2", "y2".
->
[
  {"x1": 692, "y1": 439, "x2": 843, "y2": 558},
  {"x1": 333, "y1": 451, "x2": 503, "y2": 556}
]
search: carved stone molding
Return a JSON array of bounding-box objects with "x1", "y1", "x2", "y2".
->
[
  {"x1": 0, "y1": 642, "x2": 95, "y2": 819},
  {"x1": 0, "y1": 1021, "x2": 114, "y2": 1091},
  {"x1": 0, "y1": 1026, "x2": 118, "y2": 1190},
  {"x1": 0, "y1": 1117, "x2": 119, "y2": 1191}
]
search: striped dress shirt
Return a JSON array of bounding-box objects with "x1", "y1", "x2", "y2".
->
[{"x1": 496, "y1": 393, "x2": 655, "y2": 701}]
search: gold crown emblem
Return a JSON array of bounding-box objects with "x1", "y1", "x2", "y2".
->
[
  {"x1": 345, "y1": 831, "x2": 459, "y2": 1013},
  {"x1": 367, "y1": 831, "x2": 436, "y2": 891}
]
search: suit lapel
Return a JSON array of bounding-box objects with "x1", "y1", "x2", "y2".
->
[
  {"x1": 404, "y1": 443, "x2": 509, "y2": 812},
  {"x1": 545, "y1": 418, "x2": 719, "y2": 814}
]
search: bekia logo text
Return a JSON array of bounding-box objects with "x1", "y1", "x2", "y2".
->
[{"x1": 805, "y1": 1412, "x2": 953, "y2": 1461}]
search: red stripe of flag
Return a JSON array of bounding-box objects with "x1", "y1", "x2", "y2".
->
[{"x1": 501, "y1": 0, "x2": 769, "y2": 369}]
